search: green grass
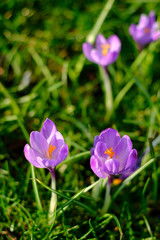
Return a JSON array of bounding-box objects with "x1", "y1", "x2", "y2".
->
[{"x1": 0, "y1": 0, "x2": 160, "y2": 239}]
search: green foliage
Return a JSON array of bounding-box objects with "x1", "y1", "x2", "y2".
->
[{"x1": 0, "y1": 0, "x2": 160, "y2": 239}]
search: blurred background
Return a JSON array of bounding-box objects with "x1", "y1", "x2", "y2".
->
[{"x1": 0, "y1": 0, "x2": 160, "y2": 239}]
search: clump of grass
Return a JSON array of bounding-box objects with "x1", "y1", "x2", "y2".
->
[{"x1": 0, "y1": 0, "x2": 160, "y2": 239}]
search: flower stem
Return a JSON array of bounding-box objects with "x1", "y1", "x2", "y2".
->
[
  {"x1": 48, "y1": 169, "x2": 57, "y2": 225},
  {"x1": 102, "y1": 177, "x2": 112, "y2": 214},
  {"x1": 99, "y1": 66, "x2": 113, "y2": 121},
  {"x1": 86, "y1": 0, "x2": 115, "y2": 44}
]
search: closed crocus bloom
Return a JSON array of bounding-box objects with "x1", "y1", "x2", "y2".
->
[
  {"x1": 129, "y1": 11, "x2": 160, "y2": 49},
  {"x1": 82, "y1": 34, "x2": 121, "y2": 67},
  {"x1": 24, "y1": 118, "x2": 69, "y2": 172},
  {"x1": 90, "y1": 128, "x2": 138, "y2": 179}
]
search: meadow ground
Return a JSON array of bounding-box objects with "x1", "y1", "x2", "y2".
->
[{"x1": 0, "y1": 0, "x2": 160, "y2": 239}]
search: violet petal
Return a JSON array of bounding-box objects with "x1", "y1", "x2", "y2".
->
[
  {"x1": 82, "y1": 42, "x2": 94, "y2": 62},
  {"x1": 42, "y1": 158, "x2": 55, "y2": 168},
  {"x1": 100, "y1": 52, "x2": 119, "y2": 66},
  {"x1": 129, "y1": 24, "x2": 137, "y2": 37},
  {"x1": 114, "y1": 135, "x2": 133, "y2": 171},
  {"x1": 40, "y1": 118, "x2": 57, "y2": 144},
  {"x1": 124, "y1": 149, "x2": 138, "y2": 170},
  {"x1": 95, "y1": 34, "x2": 108, "y2": 51},
  {"x1": 151, "y1": 31, "x2": 160, "y2": 41},
  {"x1": 107, "y1": 35, "x2": 121, "y2": 52},
  {"x1": 99, "y1": 128, "x2": 120, "y2": 149},
  {"x1": 94, "y1": 141, "x2": 107, "y2": 160},
  {"x1": 138, "y1": 14, "x2": 148, "y2": 29},
  {"x1": 149, "y1": 11, "x2": 156, "y2": 26},
  {"x1": 104, "y1": 159, "x2": 120, "y2": 175},
  {"x1": 57, "y1": 144, "x2": 69, "y2": 165},
  {"x1": 30, "y1": 131, "x2": 49, "y2": 158},
  {"x1": 90, "y1": 49, "x2": 103, "y2": 65},
  {"x1": 90, "y1": 155, "x2": 108, "y2": 178},
  {"x1": 24, "y1": 144, "x2": 44, "y2": 168}
]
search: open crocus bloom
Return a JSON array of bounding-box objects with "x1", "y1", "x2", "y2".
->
[
  {"x1": 24, "y1": 118, "x2": 69, "y2": 171},
  {"x1": 82, "y1": 34, "x2": 121, "y2": 67},
  {"x1": 90, "y1": 128, "x2": 138, "y2": 178},
  {"x1": 129, "y1": 11, "x2": 160, "y2": 49}
]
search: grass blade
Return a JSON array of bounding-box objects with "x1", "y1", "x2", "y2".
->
[{"x1": 112, "y1": 157, "x2": 158, "y2": 202}]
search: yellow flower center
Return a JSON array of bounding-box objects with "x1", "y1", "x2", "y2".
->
[
  {"x1": 101, "y1": 43, "x2": 110, "y2": 56},
  {"x1": 44, "y1": 145, "x2": 56, "y2": 159},
  {"x1": 104, "y1": 147, "x2": 115, "y2": 158},
  {"x1": 144, "y1": 27, "x2": 150, "y2": 34}
]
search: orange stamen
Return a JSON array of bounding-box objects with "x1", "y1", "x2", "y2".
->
[
  {"x1": 101, "y1": 43, "x2": 110, "y2": 56},
  {"x1": 144, "y1": 27, "x2": 150, "y2": 34},
  {"x1": 104, "y1": 147, "x2": 115, "y2": 158},
  {"x1": 113, "y1": 178, "x2": 123, "y2": 186},
  {"x1": 44, "y1": 145, "x2": 56, "y2": 159}
]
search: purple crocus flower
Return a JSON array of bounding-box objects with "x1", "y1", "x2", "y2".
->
[
  {"x1": 82, "y1": 34, "x2": 121, "y2": 67},
  {"x1": 90, "y1": 128, "x2": 138, "y2": 179},
  {"x1": 24, "y1": 118, "x2": 69, "y2": 174},
  {"x1": 129, "y1": 11, "x2": 160, "y2": 49}
]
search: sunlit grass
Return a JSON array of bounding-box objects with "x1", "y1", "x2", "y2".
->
[{"x1": 0, "y1": 0, "x2": 160, "y2": 239}]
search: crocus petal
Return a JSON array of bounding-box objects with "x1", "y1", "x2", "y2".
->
[
  {"x1": 104, "y1": 159, "x2": 120, "y2": 175},
  {"x1": 100, "y1": 52, "x2": 119, "y2": 66},
  {"x1": 107, "y1": 35, "x2": 121, "y2": 53},
  {"x1": 82, "y1": 42, "x2": 94, "y2": 62},
  {"x1": 91, "y1": 50, "x2": 119, "y2": 66},
  {"x1": 124, "y1": 149, "x2": 138, "y2": 170},
  {"x1": 30, "y1": 131, "x2": 49, "y2": 158},
  {"x1": 90, "y1": 148, "x2": 94, "y2": 155},
  {"x1": 138, "y1": 14, "x2": 148, "y2": 29},
  {"x1": 50, "y1": 131, "x2": 64, "y2": 148},
  {"x1": 130, "y1": 27, "x2": 146, "y2": 43},
  {"x1": 93, "y1": 135, "x2": 100, "y2": 147},
  {"x1": 24, "y1": 144, "x2": 44, "y2": 168},
  {"x1": 114, "y1": 135, "x2": 133, "y2": 171},
  {"x1": 136, "y1": 27, "x2": 152, "y2": 45},
  {"x1": 90, "y1": 155, "x2": 108, "y2": 178},
  {"x1": 57, "y1": 144, "x2": 69, "y2": 165},
  {"x1": 95, "y1": 34, "x2": 108, "y2": 51},
  {"x1": 130, "y1": 24, "x2": 151, "y2": 46},
  {"x1": 152, "y1": 22, "x2": 159, "y2": 31},
  {"x1": 149, "y1": 11, "x2": 156, "y2": 26},
  {"x1": 42, "y1": 159, "x2": 55, "y2": 168},
  {"x1": 132, "y1": 28, "x2": 143, "y2": 41},
  {"x1": 40, "y1": 118, "x2": 57, "y2": 144},
  {"x1": 90, "y1": 49, "x2": 103, "y2": 65},
  {"x1": 151, "y1": 31, "x2": 160, "y2": 41},
  {"x1": 48, "y1": 131, "x2": 65, "y2": 161},
  {"x1": 129, "y1": 24, "x2": 137, "y2": 38},
  {"x1": 42, "y1": 144, "x2": 68, "y2": 168},
  {"x1": 99, "y1": 128, "x2": 121, "y2": 149},
  {"x1": 94, "y1": 141, "x2": 107, "y2": 160},
  {"x1": 91, "y1": 135, "x2": 100, "y2": 155}
]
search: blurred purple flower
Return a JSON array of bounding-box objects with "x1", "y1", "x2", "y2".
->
[
  {"x1": 129, "y1": 11, "x2": 160, "y2": 49},
  {"x1": 82, "y1": 34, "x2": 121, "y2": 67},
  {"x1": 90, "y1": 128, "x2": 138, "y2": 179},
  {"x1": 24, "y1": 118, "x2": 69, "y2": 173}
]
